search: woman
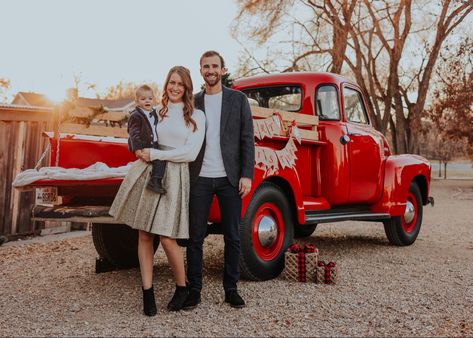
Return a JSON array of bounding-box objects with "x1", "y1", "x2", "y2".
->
[{"x1": 110, "y1": 66, "x2": 205, "y2": 316}]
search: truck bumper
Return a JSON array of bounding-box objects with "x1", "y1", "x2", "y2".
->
[{"x1": 32, "y1": 205, "x2": 116, "y2": 223}]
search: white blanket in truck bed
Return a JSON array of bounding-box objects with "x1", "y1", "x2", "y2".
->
[{"x1": 12, "y1": 162, "x2": 133, "y2": 187}]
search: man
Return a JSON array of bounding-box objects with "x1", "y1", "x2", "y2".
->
[{"x1": 183, "y1": 50, "x2": 254, "y2": 309}]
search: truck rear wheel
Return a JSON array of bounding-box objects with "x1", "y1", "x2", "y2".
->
[
  {"x1": 92, "y1": 223, "x2": 159, "y2": 268},
  {"x1": 240, "y1": 182, "x2": 294, "y2": 281},
  {"x1": 383, "y1": 182, "x2": 423, "y2": 246}
]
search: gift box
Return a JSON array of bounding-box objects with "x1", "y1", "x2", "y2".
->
[
  {"x1": 283, "y1": 243, "x2": 319, "y2": 282},
  {"x1": 315, "y1": 261, "x2": 338, "y2": 284}
]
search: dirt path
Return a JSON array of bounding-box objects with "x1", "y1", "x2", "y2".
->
[{"x1": 1, "y1": 179, "x2": 472, "y2": 337}]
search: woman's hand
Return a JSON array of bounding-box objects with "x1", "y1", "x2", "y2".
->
[{"x1": 140, "y1": 148, "x2": 151, "y2": 162}]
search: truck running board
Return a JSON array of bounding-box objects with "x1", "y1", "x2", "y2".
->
[{"x1": 304, "y1": 209, "x2": 390, "y2": 224}]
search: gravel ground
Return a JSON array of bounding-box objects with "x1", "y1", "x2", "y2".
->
[{"x1": 1, "y1": 179, "x2": 472, "y2": 337}]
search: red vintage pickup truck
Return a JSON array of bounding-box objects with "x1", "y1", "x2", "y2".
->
[{"x1": 25, "y1": 72, "x2": 433, "y2": 280}]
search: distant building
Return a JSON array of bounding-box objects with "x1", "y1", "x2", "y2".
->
[
  {"x1": 11, "y1": 92, "x2": 53, "y2": 107},
  {"x1": 11, "y1": 89, "x2": 135, "y2": 112}
]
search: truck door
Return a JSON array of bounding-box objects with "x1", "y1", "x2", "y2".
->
[
  {"x1": 315, "y1": 84, "x2": 350, "y2": 205},
  {"x1": 342, "y1": 86, "x2": 384, "y2": 204}
]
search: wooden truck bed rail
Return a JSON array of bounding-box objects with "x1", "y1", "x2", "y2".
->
[{"x1": 57, "y1": 105, "x2": 319, "y2": 141}]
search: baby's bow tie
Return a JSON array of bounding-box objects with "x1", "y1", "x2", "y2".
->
[{"x1": 149, "y1": 110, "x2": 157, "y2": 119}]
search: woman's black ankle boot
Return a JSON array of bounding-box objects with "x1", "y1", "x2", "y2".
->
[
  {"x1": 167, "y1": 285, "x2": 188, "y2": 311},
  {"x1": 142, "y1": 285, "x2": 157, "y2": 316}
]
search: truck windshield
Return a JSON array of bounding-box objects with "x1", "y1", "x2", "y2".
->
[{"x1": 242, "y1": 86, "x2": 302, "y2": 112}]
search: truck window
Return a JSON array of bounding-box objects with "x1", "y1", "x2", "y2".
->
[
  {"x1": 242, "y1": 86, "x2": 302, "y2": 112},
  {"x1": 315, "y1": 85, "x2": 340, "y2": 120},
  {"x1": 343, "y1": 87, "x2": 369, "y2": 124}
]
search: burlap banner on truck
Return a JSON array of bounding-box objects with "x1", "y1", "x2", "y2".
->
[{"x1": 250, "y1": 106, "x2": 319, "y2": 176}]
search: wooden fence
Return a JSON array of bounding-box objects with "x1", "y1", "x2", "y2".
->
[{"x1": 0, "y1": 105, "x2": 53, "y2": 236}]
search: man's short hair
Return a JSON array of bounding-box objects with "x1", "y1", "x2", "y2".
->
[
  {"x1": 135, "y1": 84, "x2": 155, "y2": 100},
  {"x1": 200, "y1": 50, "x2": 225, "y2": 68}
]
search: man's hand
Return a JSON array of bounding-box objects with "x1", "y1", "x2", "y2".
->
[
  {"x1": 134, "y1": 149, "x2": 142, "y2": 158},
  {"x1": 141, "y1": 148, "x2": 151, "y2": 162},
  {"x1": 239, "y1": 177, "x2": 252, "y2": 198}
]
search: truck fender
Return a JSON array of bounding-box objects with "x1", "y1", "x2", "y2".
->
[
  {"x1": 250, "y1": 167, "x2": 305, "y2": 225},
  {"x1": 372, "y1": 154, "x2": 431, "y2": 216}
]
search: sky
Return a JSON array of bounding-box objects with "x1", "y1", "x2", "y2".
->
[{"x1": 0, "y1": 0, "x2": 242, "y2": 102}]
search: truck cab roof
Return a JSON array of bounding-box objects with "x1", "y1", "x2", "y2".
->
[{"x1": 233, "y1": 72, "x2": 354, "y2": 89}]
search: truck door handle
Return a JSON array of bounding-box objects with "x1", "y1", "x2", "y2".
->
[{"x1": 340, "y1": 135, "x2": 351, "y2": 145}]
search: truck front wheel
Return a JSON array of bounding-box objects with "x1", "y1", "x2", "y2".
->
[
  {"x1": 383, "y1": 182, "x2": 423, "y2": 246},
  {"x1": 92, "y1": 223, "x2": 159, "y2": 268},
  {"x1": 240, "y1": 182, "x2": 294, "y2": 281}
]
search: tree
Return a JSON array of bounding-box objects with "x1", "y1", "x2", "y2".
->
[
  {"x1": 232, "y1": 0, "x2": 473, "y2": 154},
  {"x1": 428, "y1": 38, "x2": 473, "y2": 160},
  {"x1": 418, "y1": 121, "x2": 468, "y2": 178},
  {"x1": 0, "y1": 78, "x2": 10, "y2": 103},
  {"x1": 101, "y1": 81, "x2": 161, "y2": 101}
]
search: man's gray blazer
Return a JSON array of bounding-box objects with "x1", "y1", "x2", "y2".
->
[{"x1": 190, "y1": 86, "x2": 255, "y2": 187}]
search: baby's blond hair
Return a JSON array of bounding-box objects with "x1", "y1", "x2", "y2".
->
[{"x1": 135, "y1": 84, "x2": 155, "y2": 100}]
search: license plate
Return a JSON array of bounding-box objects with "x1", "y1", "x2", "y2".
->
[{"x1": 36, "y1": 187, "x2": 59, "y2": 205}]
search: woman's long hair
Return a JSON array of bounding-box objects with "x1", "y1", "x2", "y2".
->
[{"x1": 159, "y1": 66, "x2": 197, "y2": 132}]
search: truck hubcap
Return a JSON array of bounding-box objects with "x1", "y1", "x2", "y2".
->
[
  {"x1": 403, "y1": 201, "x2": 415, "y2": 224},
  {"x1": 252, "y1": 202, "x2": 285, "y2": 261},
  {"x1": 257, "y1": 215, "x2": 278, "y2": 247},
  {"x1": 402, "y1": 192, "x2": 418, "y2": 233}
]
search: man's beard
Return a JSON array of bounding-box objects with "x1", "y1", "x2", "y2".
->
[{"x1": 204, "y1": 73, "x2": 221, "y2": 87}]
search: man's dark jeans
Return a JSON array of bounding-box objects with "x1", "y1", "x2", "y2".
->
[{"x1": 186, "y1": 177, "x2": 242, "y2": 292}]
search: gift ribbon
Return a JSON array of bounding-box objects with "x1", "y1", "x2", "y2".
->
[
  {"x1": 288, "y1": 243, "x2": 316, "y2": 282},
  {"x1": 288, "y1": 243, "x2": 315, "y2": 253},
  {"x1": 304, "y1": 243, "x2": 315, "y2": 253},
  {"x1": 318, "y1": 261, "x2": 336, "y2": 284}
]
